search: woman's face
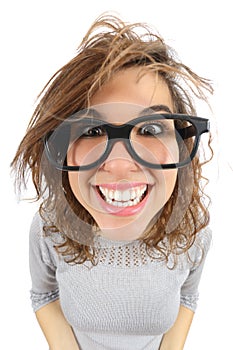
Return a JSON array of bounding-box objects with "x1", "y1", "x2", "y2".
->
[{"x1": 67, "y1": 68, "x2": 178, "y2": 240}]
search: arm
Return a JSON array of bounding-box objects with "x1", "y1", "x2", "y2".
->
[
  {"x1": 159, "y1": 305, "x2": 194, "y2": 350},
  {"x1": 29, "y1": 214, "x2": 79, "y2": 349},
  {"x1": 36, "y1": 299, "x2": 80, "y2": 350},
  {"x1": 159, "y1": 228, "x2": 212, "y2": 349}
]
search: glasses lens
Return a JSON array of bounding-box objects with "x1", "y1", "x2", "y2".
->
[
  {"x1": 130, "y1": 117, "x2": 196, "y2": 166},
  {"x1": 65, "y1": 119, "x2": 110, "y2": 168},
  {"x1": 46, "y1": 119, "x2": 108, "y2": 169},
  {"x1": 67, "y1": 120, "x2": 108, "y2": 167}
]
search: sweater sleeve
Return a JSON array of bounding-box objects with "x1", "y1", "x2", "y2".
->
[
  {"x1": 180, "y1": 227, "x2": 212, "y2": 312},
  {"x1": 29, "y1": 212, "x2": 59, "y2": 312}
]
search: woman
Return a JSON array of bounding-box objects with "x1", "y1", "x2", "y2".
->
[{"x1": 12, "y1": 13, "x2": 213, "y2": 350}]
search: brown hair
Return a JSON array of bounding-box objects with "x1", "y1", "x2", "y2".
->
[{"x1": 11, "y1": 13, "x2": 213, "y2": 265}]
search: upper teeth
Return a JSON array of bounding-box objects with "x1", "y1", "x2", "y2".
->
[{"x1": 98, "y1": 185, "x2": 147, "y2": 207}]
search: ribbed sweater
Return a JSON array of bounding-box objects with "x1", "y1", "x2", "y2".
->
[{"x1": 29, "y1": 212, "x2": 211, "y2": 350}]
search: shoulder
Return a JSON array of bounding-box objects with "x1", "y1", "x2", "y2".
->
[
  {"x1": 193, "y1": 226, "x2": 212, "y2": 254},
  {"x1": 31, "y1": 210, "x2": 44, "y2": 227},
  {"x1": 29, "y1": 211, "x2": 61, "y2": 266},
  {"x1": 30, "y1": 211, "x2": 63, "y2": 242},
  {"x1": 29, "y1": 211, "x2": 44, "y2": 244},
  {"x1": 188, "y1": 226, "x2": 212, "y2": 268}
]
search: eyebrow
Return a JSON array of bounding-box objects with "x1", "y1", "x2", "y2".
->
[
  {"x1": 81, "y1": 108, "x2": 103, "y2": 118},
  {"x1": 82, "y1": 104, "x2": 173, "y2": 120},
  {"x1": 140, "y1": 104, "x2": 173, "y2": 115}
]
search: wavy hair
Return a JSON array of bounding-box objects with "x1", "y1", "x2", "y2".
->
[{"x1": 11, "y1": 13, "x2": 213, "y2": 265}]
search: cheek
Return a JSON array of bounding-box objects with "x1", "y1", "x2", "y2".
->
[
  {"x1": 68, "y1": 171, "x2": 91, "y2": 205},
  {"x1": 67, "y1": 171, "x2": 97, "y2": 212},
  {"x1": 164, "y1": 170, "x2": 178, "y2": 198},
  {"x1": 67, "y1": 140, "x2": 107, "y2": 167},
  {"x1": 68, "y1": 172, "x2": 80, "y2": 200},
  {"x1": 155, "y1": 169, "x2": 177, "y2": 200}
]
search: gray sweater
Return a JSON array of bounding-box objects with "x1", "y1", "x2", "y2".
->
[{"x1": 29, "y1": 212, "x2": 211, "y2": 350}]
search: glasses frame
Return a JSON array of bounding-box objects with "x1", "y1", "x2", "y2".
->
[{"x1": 44, "y1": 114, "x2": 210, "y2": 171}]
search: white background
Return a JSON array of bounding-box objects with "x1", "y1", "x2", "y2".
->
[{"x1": 1, "y1": 0, "x2": 232, "y2": 349}]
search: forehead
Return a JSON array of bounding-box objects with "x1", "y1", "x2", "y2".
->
[{"x1": 88, "y1": 68, "x2": 174, "y2": 123}]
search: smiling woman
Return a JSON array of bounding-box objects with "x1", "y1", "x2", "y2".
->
[
  {"x1": 66, "y1": 72, "x2": 179, "y2": 239},
  {"x1": 11, "y1": 13, "x2": 213, "y2": 350}
]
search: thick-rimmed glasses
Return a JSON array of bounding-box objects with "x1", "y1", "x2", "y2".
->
[{"x1": 44, "y1": 114, "x2": 210, "y2": 171}]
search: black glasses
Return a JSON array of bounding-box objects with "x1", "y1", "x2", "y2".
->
[{"x1": 44, "y1": 114, "x2": 210, "y2": 171}]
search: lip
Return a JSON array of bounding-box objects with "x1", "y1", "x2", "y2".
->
[
  {"x1": 94, "y1": 182, "x2": 150, "y2": 216},
  {"x1": 96, "y1": 182, "x2": 147, "y2": 190}
]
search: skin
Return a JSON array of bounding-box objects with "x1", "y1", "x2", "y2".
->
[
  {"x1": 159, "y1": 305, "x2": 194, "y2": 349},
  {"x1": 36, "y1": 300, "x2": 80, "y2": 350},
  {"x1": 67, "y1": 68, "x2": 178, "y2": 240}
]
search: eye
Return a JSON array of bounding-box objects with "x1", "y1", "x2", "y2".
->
[
  {"x1": 82, "y1": 126, "x2": 106, "y2": 137},
  {"x1": 139, "y1": 123, "x2": 163, "y2": 136}
]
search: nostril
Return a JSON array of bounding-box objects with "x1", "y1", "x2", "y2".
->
[{"x1": 102, "y1": 157, "x2": 139, "y2": 173}]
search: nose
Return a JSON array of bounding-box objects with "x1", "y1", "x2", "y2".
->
[{"x1": 101, "y1": 141, "x2": 139, "y2": 173}]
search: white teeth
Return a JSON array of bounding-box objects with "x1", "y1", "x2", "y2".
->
[
  {"x1": 98, "y1": 185, "x2": 147, "y2": 207},
  {"x1": 115, "y1": 190, "x2": 121, "y2": 201},
  {"x1": 131, "y1": 189, "x2": 136, "y2": 199}
]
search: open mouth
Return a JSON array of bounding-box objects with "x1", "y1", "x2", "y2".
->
[{"x1": 97, "y1": 184, "x2": 148, "y2": 208}]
